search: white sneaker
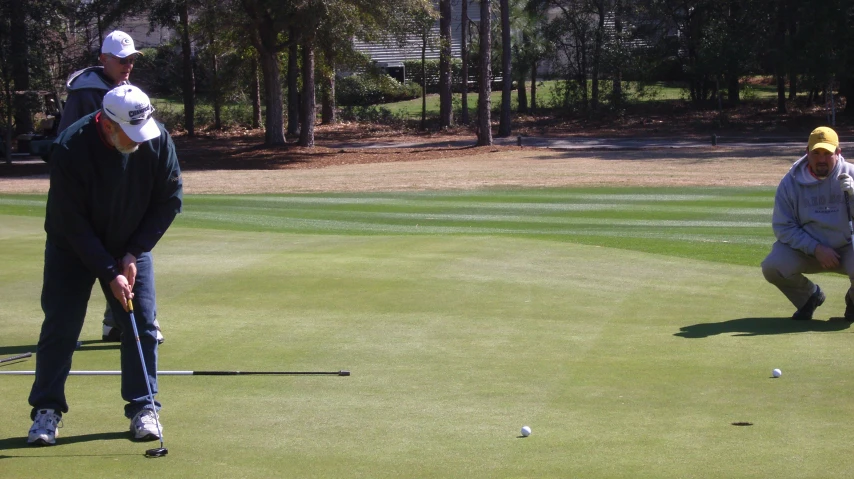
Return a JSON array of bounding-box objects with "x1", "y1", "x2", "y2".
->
[
  {"x1": 28, "y1": 409, "x2": 62, "y2": 446},
  {"x1": 106, "y1": 321, "x2": 164, "y2": 344},
  {"x1": 130, "y1": 409, "x2": 163, "y2": 441},
  {"x1": 154, "y1": 319, "x2": 165, "y2": 345}
]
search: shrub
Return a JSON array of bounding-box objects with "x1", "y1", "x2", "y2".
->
[
  {"x1": 402, "y1": 59, "x2": 464, "y2": 93},
  {"x1": 152, "y1": 101, "x2": 184, "y2": 132},
  {"x1": 337, "y1": 74, "x2": 421, "y2": 106},
  {"x1": 338, "y1": 105, "x2": 406, "y2": 126}
]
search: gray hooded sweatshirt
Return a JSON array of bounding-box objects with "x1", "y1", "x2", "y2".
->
[
  {"x1": 773, "y1": 154, "x2": 854, "y2": 255},
  {"x1": 56, "y1": 66, "x2": 127, "y2": 133}
]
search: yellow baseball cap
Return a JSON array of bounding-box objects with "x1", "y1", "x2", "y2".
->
[{"x1": 808, "y1": 126, "x2": 839, "y2": 153}]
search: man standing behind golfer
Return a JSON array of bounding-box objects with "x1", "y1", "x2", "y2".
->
[
  {"x1": 762, "y1": 126, "x2": 854, "y2": 321},
  {"x1": 27, "y1": 85, "x2": 182, "y2": 446},
  {"x1": 58, "y1": 30, "x2": 139, "y2": 132},
  {"x1": 57, "y1": 30, "x2": 164, "y2": 344}
]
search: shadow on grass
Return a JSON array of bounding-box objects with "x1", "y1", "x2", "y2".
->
[
  {"x1": 0, "y1": 431, "x2": 130, "y2": 455},
  {"x1": 0, "y1": 341, "x2": 119, "y2": 367},
  {"x1": 0, "y1": 346, "x2": 36, "y2": 368},
  {"x1": 675, "y1": 317, "x2": 853, "y2": 338}
]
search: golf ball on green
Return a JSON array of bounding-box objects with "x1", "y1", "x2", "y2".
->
[
  {"x1": 521, "y1": 426, "x2": 532, "y2": 437},
  {"x1": 772, "y1": 368, "x2": 782, "y2": 378}
]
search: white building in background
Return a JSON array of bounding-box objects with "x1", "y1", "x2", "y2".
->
[
  {"x1": 96, "y1": 18, "x2": 173, "y2": 51},
  {"x1": 352, "y1": 0, "x2": 481, "y2": 82}
]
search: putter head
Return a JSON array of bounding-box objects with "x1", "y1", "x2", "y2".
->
[{"x1": 145, "y1": 447, "x2": 168, "y2": 458}]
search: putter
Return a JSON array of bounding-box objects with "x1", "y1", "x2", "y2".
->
[
  {"x1": 0, "y1": 352, "x2": 32, "y2": 365},
  {"x1": 845, "y1": 190, "x2": 854, "y2": 250},
  {"x1": 127, "y1": 299, "x2": 168, "y2": 458}
]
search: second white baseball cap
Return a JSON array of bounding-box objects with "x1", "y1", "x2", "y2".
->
[{"x1": 102, "y1": 31, "x2": 141, "y2": 58}]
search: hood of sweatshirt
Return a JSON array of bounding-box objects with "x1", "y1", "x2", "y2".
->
[
  {"x1": 789, "y1": 154, "x2": 844, "y2": 186},
  {"x1": 66, "y1": 66, "x2": 114, "y2": 92}
]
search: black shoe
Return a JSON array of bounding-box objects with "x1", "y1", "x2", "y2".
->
[
  {"x1": 792, "y1": 286, "x2": 825, "y2": 321},
  {"x1": 846, "y1": 293, "x2": 854, "y2": 322},
  {"x1": 102, "y1": 324, "x2": 122, "y2": 342}
]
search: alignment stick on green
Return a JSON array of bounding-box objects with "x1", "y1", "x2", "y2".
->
[{"x1": 0, "y1": 370, "x2": 351, "y2": 376}]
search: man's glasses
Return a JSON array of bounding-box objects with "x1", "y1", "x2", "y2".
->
[{"x1": 107, "y1": 54, "x2": 137, "y2": 65}]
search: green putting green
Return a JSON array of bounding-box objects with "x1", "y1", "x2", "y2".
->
[{"x1": 2, "y1": 188, "x2": 854, "y2": 478}]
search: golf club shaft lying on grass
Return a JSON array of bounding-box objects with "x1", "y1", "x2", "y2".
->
[
  {"x1": 0, "y1": 370, "x2": 351, "y2": 376},
  {"x1": 128, "y1": 299, "x2": 168, "y2": 458},
  {"x1": 0, "y1": 352, "x2": 32, "y2": 365}
]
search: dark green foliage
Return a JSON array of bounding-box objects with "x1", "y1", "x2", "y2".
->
[
  {"x1": 402, "y1": 58, "x2": 464, "y2": 93},
  {"x1": 337, "y1": 104, "x2": 405, "y2": 125},
  {"x1": 128, "y1": 47, "x2": 177, "y2": 95},
  {"x1": 336, "y1": 73, "x2": 421, "y2": 106}
]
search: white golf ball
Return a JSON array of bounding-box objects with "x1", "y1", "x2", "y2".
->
[
  {"x1": 772, "y1": 368, "x2": 782, "y2": 378},
  {"x1": 520, "y1": 426, "x2": 532, "y2": 437}
]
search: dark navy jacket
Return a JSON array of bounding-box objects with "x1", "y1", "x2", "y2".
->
[{"x1": 45, "y1": 111, "x2": 183, "y2": 283}]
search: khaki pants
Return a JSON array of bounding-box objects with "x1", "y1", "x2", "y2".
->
[{"x1": 761, "y1": 241, "x2": 854, "y2": 310}]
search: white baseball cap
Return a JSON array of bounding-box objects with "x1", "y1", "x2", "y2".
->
[
  {"x1": 102, "y1": 31, "x2": 141, "y2": 58},
  {"x1": 102, "y1": 86, "x2": 160, "y2": 143}
]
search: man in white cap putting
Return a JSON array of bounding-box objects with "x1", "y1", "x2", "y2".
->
[
  {"x1": 57, "y1": 30, "x2": 165, "y2": 344},
  {"x1": 27, "y1": 85, "x2": 182, "y2": 446}
]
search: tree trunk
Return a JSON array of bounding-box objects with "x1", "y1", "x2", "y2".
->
[
  {"x1": 251, "y1": 56, "x2": 261, "y2": 129},
  {"x1": 788, "y1": 72, "x2": 797, "y2": 101},
  {"x1": 439, "y1": 0, "x2": 454, "y2": 128},
  {"x1": 421, "y1": 33, "x2": 427, "y2": 130},
  {"x1": 180, "y1": 3, "x2": 195, "y2": 136},
  {"x1": 517, "y1": 69, "x2": 528, "y2": 114},
  {"x1": 321, "y1": 66, "x2": 336, "y2": 125},
  {"x1": 590, "y1": 1, "x2": 605, "y2": 112},
  {"x1": 3, "y1": 89, "x2": 11, "y2": 163},
  {"x1": 497, "y1": 0, "x2": 512, "y2": 137},
  {"x1": 212, "y1": 51, "x2": 221, "y2": 130},
  {"x1": 775, "y1": 1, "x2": 787, "y2": 114},
  {"x1": 476, "y1": 0, "x2": 492, "y2": 146},
  {"x1": 612, "y1": 0, "x2": 623, "y2": 105},
  {"x1": 257, "y1": 48, "x2": 287, "y2": 145},
  {"x1": 787, "y1": 14, "x2": 797, "y2": 101},
  {"x1": 530, "y1": 61, "x2": 538, "y2": 111},
  {"x1": 11, "y1": 0, "x2": 32, "y2": 135},
  {"x1": 460, "y1": 0, "x2": 470, "y2": 125},
  {"x1": 299, "y1": 38, "x2": 316, "y2": 147},
  {"x1": 727, "y1": 74, "x2": 739, "y2": 105},
  {"x1": 840, "y1": 78, "x2": 854, "y2": 114},
  {"x1": 287, "y1": 33, "x2": 301, "y2": 137},
  {"x1": 580, "y1": 37, "x2": 589, "y2": 112},
  {"x1": 776, "y1": 74, "x2": 787, "y2": 114}
]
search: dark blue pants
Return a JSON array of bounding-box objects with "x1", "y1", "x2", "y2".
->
[{"x1": 29, "y1": 240, "x2": 160, "y2": 419}]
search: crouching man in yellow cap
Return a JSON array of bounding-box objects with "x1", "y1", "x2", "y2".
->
[{"x1": 762, "y1": 126, "x2": 854, "y2": 321}]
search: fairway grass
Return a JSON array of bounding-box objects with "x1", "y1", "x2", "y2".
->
[{"x1": 2, "y1": 188, "x2": 854, "y2": 478}]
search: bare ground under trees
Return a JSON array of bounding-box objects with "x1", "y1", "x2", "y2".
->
[{"x1": 1, "y1": 100, "x2": 852, "y2": 194}]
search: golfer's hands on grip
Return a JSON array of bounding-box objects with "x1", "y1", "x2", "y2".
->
[
  {"x1": 109, "y1": 253, "x2": 138, "y2": 311},
  {"x1": 840, "y1": 173, "x2": 854, "y2": 196},
  {"x1": 815, "y1": 244, "x2": 840, "y2": 269}
]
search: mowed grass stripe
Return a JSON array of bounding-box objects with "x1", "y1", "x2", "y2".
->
[
  {"x1": 0, "y1": 187, "x2": 776, "y2": 267},
  {"x1": 189, "y1": 209, "x2": 766, "y2": 227},
  {"x1": 170, "y1": 187, "x2": 775, "y2": 266}
]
